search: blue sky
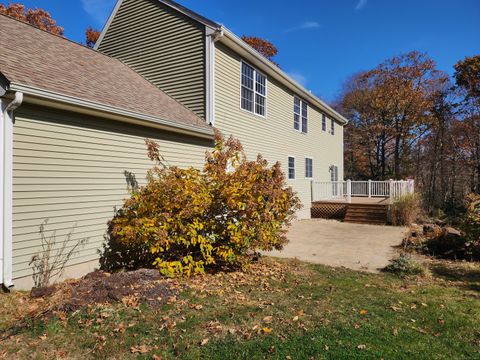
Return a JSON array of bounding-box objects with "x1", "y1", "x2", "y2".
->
[{"x1": 5, "y1": 0, "x2": 479, "y2": 102}]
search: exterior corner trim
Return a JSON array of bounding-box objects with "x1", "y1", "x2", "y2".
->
[{"x1": 94, "y1": 0, "x2": 125, "y2": 50}]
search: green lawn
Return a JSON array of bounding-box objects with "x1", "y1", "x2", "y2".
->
[{"x1": 1, "y1": 258, "x2": 479, "y2": 359}]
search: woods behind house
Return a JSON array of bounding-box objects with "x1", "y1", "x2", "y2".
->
[{"x1": 336, "y1": 52, "x2": 480, "y2": 215}]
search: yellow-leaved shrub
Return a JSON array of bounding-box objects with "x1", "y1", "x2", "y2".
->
[{"x1": 104, "y1": 130, "x2": 301, "y2": 277}]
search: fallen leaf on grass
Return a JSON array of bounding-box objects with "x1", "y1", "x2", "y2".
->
[
  {"x1": 393, "y1": 328, "x2": 399, "y2": 337},
  {"x1": 359, "y1": 309, "x2": 368, "y2": 315},
  {"x1": 130, "y1": 345, "x2": 150, "y2": 354},
  {"x1": 200, "y1": 338, "x2": 209, "y2": 346},
  {"x1": 263, "y1": 316, "x2": 273, "y2": 323},
  {"x1": 357, "y1": 344, "x2": 367, "y2": 350},
  {"x1": 113, "y1": 323, "x2": 126, "y2": 333},
  {"x1": 261, "y1": 327, "x2": 273, "y2": 334}
]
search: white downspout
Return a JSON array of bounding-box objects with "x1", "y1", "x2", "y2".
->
[
  {"x1": 1, "y1": 92, "x2": 23, "y2": 290},
  {"x1": 205, "y1": 28, "x2": 224, "y2": 126}
]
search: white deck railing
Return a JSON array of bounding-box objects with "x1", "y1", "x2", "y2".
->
[{"x1": 311, "y1": 180, "x2": 414, "y2": 203}]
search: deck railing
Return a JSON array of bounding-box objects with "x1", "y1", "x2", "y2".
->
[{"x1": 311, "y1": 180, "x2": 414, "y2": 203}]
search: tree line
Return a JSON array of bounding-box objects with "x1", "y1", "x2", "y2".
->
[{"x1": 335, "y1": 52, "x2": 479, "y2": 214}]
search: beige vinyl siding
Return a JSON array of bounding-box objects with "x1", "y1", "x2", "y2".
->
[
  {"x1": 12, "y1": 105, "x2": 213, "y2": 279},
  {"x1": 98, "y1": 0, "x2": 206, "y2": 118},
  {"x1": 215, "y1": 43, "x2": 344, "y2": 218}
]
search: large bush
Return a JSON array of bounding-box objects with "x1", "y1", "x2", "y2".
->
[{"x1": 106, "y1": 131, "x2": 301, "y2": 277}]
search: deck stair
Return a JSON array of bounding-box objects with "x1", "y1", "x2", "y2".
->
[{"x1": 343, "y1": 203, "x2": 388, "y2": 225}]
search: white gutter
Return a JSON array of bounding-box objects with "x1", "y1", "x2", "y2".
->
[
  {"x1": 8, "y1": 83, "x2": 214, "y2": 140},
  {"x1": 1, "y1": 91, "x2": 23, "y2": 290},
  {"x1": 218, "y1": 27, "x2": 349, "y2": 126}
]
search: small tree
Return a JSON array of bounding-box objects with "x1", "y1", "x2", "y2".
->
[
  {"x1": 241, "y1": 35, "x2": 279, "y2": 66},
  {"x1": 108, "y1": 131, "x2": 301, "y2": 277},
  {"x1": 85, "y1": 26, "x2": 100, "y2": 48}
]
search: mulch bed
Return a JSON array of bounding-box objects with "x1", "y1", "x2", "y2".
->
[{"x1": 31, "y1": 269, "x2": 176, "y2": 312}]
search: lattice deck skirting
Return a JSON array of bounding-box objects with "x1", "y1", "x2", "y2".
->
[{"x1": 311, "y1": 202, "x2": 348, "y2": 219}]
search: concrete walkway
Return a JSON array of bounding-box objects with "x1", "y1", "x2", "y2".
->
[{"x1": 267, "y1": 219, "x2": 406, "y2": 272}]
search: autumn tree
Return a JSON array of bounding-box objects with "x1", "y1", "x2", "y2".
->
[
  {"x1": 338, "y1": 51, "x2": 448, "y2": 180},
  {"x1": 0, "y1": 2, "x2": 63, "y2": 35},
  {"x1": 241, "y1": 35, "x2": 279, "y2": 66},
  {"x1": 85, "y1": 27, "x2": 100, "y2": 48},
  {"x1": 453, "y1": 55, "x2": 480, "y2": 194},
  {"x1": 454, "y1": 55, "x2": 480, "y2": 102}
]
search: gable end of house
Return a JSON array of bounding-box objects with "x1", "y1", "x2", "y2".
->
[{"x1": 97, "y1": 0, "x2": 209, "y2": 119}]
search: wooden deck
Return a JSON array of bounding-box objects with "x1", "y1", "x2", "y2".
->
[
  {"x1": 311, "y1": 197, "x2": 390, "y2": 225},
  {"x1": 315, "y1": 197, "x2": 390, "y2": 205}
]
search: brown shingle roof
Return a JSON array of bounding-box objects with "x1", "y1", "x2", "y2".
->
[{"x1": 0, "y1": 14, "x2": 210, "y2": 132}]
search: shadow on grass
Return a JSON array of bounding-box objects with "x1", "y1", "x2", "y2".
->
[{"x1": 430, "y1": 262, "x2": 480, "y2": 293}]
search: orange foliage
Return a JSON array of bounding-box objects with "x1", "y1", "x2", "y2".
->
[
  {"x1": 0, "y1": 3, "x2": 63, "y2": 35},
  {"x1": 241, "y1": 35, "x2": 279, "y2": 66},
  {"x1": 85, "y1": 27, "x2": 101, "y2": 48}
]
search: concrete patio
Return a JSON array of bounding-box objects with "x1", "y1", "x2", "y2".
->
[{"x1": 267, "y1": 219, "x2": 407, "y2": 272}]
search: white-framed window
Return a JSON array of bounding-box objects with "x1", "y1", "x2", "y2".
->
[
  {"x1": 330, "y1": 164, "x2": 339, "y2": 196},
  {"x1": 293, "y1": 96, "x2": 308, "y2": 133},
  {"x1": 288, "y1": 156, "x2": 295, "y2": 180},
  {"x1": 241, "y1": 61, "x2": 266, "y2": 116},
  {"x1": 305, "y1": 157, "x2": 313, "y2": 179},
  {"x1": 330, "y1": 164, "x2": 339, "y2": 182},
  {"x1": 322, "y1": 114, "x2": 326, "y2": 131},
  {"x1": 330, "y1": 119, "x2": 335, "y2": 135}
]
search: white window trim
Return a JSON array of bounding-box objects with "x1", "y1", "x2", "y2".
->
[
  {"x1": 305, "y1": 156, "x2": 313, "y2": 179},
  {"x1": 239, "y1": 60, "x2": 267, "y2": 118},
  {"x1": 293, "y1": 96, "x2": 308, "y2": 134},
  {"x1": 330, "y1": 118, "x2": 335, "y2": 135},
  {"x1": 322, "y1": 113, "x2": 327, "y2": 132},
  {"x1": 330, "y1": 164, "x2": 339, "y2": 181},
  {"x1": 287, "y1": 155, "x2": 296, "y2": 180}
]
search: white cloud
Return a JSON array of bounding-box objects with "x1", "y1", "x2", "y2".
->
[
  {"x1": 288, "y1": 71, "x2": 308, "y2": 87},
  {"x1": 81, "y1": 0, "x2": 116, "y2": 26},
  {"x1": 355, "y1": 0, "x2": 368, "y2": 11},
  {"x1": 285, "y1": 21, "x2": 321, "y2": 33}
]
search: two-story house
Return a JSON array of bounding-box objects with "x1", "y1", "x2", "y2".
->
[
  {"x1": 96, "y1": 0, "x2": 348, "y2": 219},
  {"x1": 0, "y1": 0, "x2": 347, "y2": 289}
]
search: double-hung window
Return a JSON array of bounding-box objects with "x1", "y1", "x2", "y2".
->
[
  {"x1": 330, "y1": 119, "x2": 335, "y2": 135},
  {"x1": 305, "y1": 157, "x2": 313, "y2": 179},
  {"x1": 241, "y1": 62, "x2": 266, "y2": 116},
  {"x1": 322, "y1": 114, "x2": 326, "y2": 131},
  {"x1": 294, "y1": 97, "x2": 308, "y2": 133},
  {"x1": 288, "y1": 156, "x2": 295, "y2": 180}
]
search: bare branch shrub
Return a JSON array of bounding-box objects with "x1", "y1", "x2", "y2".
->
[
  {"x1": 29, "y1": 220, "x2": 89, "y2": 288},
  {"x1": 388, "y1": 194, "x2": 422, "y2": 226}
]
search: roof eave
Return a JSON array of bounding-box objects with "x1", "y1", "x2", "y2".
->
[
  {"x1": 7, "y1": 83, "x2": 214, "y2": 139},
  {"x1": 0, "y1": 72, "x2": 10, "y2": 97},
  {"x1": 219, "y1": 27, "x2": 349, "y2": 125}
]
